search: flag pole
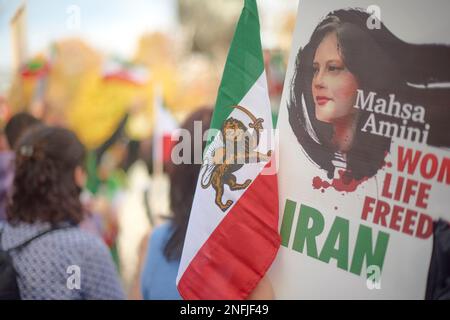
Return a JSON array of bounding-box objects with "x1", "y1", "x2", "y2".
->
[
  {"x1": 10, "y1": 0, "x2": 28, "y2": 73},
  {"x1": 10, "y1": 0, "x2": 28, "y2": 111}
]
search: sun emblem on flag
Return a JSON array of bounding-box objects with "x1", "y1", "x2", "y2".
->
[{"x1": 200, "y1": 105, "x2": 272, "y2": 212}]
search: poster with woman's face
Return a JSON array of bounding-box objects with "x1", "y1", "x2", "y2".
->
[{"x1": 269, "y1": 0, "x2": 450, "y2": 299}]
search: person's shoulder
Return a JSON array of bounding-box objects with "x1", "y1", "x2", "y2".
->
[
  {"x1": 150, "y1": 222, "x2": 174, "y2": 243},
  {"x1": 148, "y1": 222, "x2": 175, "y2": 252},
  {"x1": 51, "y1": 226, "x2": 108, "y2": 255}
]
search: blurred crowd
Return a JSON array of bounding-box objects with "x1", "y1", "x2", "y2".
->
[
  {"x1": 0, "y1": 0, "x2": 296, "y2": 300},
  {"x1": 0, "y1": 102, "x2": 217, "y2": 299}
]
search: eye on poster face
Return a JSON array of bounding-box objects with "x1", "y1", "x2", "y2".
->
[{"x1": 269, "y1": 0, "x2": 450, "y2": 299}]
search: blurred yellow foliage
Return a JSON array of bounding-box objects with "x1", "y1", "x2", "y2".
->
[
  {"x1": 7, "y1": 33, "x2": 222, "y2": 148},
  {"x1": 67, "y1": 70, "x2": 154, "y2": 149}
]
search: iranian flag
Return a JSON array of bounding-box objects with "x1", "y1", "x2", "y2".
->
[
  {"x1": 152, "y1": 87, "x2": 178, "y2": 174},
  {"x1": 102, "y1": 57, "x2": 149, "y2": 86},
  {"x1": 176, "y1": 0, "x2": 280, "y2": 300},
  {"x1": 20, "y1": 57, "x2": 50, "y2": 78}
]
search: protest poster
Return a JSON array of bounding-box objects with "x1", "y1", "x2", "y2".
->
[{"x1": 269, "y1": 0, "x2": 450, "y2": 299}]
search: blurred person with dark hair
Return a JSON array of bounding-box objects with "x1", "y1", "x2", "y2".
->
[
  {"x1": 0, "y1": 125, "x2": 124, "y2": 299},
  {"x1": 0, "y1": 113, "x2": 41, "y2": 222},
  {"x1": 4, "y1": 112, "x2": 41, "y2": 149},
  {"x1": 138, "y1": 107, "x2": 212, "y2": 300}
]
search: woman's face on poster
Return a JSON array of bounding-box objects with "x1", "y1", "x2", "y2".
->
[{"x1": 311, "y1": 32, "x2": 359, "y2": 124}]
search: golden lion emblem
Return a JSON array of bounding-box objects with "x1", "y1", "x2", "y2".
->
[{"x1": 200, "y1": 105, "x2": 272, "y2": 212}]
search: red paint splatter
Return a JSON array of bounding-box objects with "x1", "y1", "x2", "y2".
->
[
  {"x1": 312, "y1": 170, "x2": 369, "y2": 193},
  {"x1": 381, "y1": 151, "x2": 393, "y2": 170},
  {"x1": 312, "y1": 176, "x2": 322, "y2": 189},
  {"x1": 381, "y1": 160, "x2": 393, "y2": 169}
]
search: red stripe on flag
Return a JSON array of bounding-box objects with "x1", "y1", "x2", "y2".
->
[
  {"x1": 21, "y1": 63, "x2": 50, "y2": 78},
  {"x1": 162, "y1": 134, "x2": 173, "y2": 163},
  {"x1": 103, "y1": 73, "x2": 144, "y2": 86},
  {"x1": 178, "y1": 161, "x2": 280, "y2": 300}
]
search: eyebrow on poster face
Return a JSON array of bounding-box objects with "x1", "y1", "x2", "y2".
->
[{"x1": 312, "y1": 60, "x2": 345, "y2": 73}]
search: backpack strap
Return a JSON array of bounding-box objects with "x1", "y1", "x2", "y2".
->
[
  {"x1": 6, "y1": 225, "x2": 74, "y2": 252},
  {"x1": 0, "y1": 226, "x2": 5, "y2": 250}
]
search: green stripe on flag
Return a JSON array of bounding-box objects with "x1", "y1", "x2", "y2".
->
[{"x1": 206, "y1": 0, "x2": 264, "y2": 148}]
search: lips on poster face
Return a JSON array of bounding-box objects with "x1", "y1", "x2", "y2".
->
[{"x1": 312, "y1": 33, "x2": 359, "y2": 123}]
